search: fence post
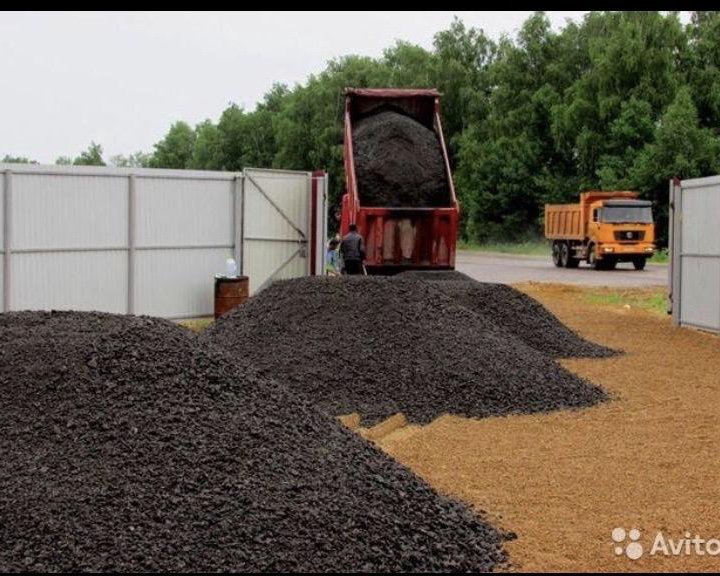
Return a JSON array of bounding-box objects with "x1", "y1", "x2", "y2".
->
[
  {"x1": 3, "y1": 170, "x2": 11, "y2": 312},
  {"x1": 234, "y1": 174, "x2": 245, "y2": 276},
  {"x1": 127, "y1": 174, "x2": 137, "y2": 315},
  {"x1": 670, "y1": 177, "x2": 682, "y2": 326}
]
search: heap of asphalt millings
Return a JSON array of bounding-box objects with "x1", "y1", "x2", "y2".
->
[
  {"x1": 401, "y1": 272, "x2": 616, "y2": 358},
  {"x1": 0, "y1": 310, "x2": 507, "y2": 572},
  {"x1": 203, "y1": 276, "x2": 608, "y2": 426},
  {"x1": 353, "y1": 110, "x2": 450, "y2": 207}
]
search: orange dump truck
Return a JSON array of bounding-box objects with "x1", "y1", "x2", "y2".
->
[{"x1": 544, "y1": 191, "x2": 656, "y2": 270}]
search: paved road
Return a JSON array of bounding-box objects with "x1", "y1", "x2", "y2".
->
[{"x1": 456, "y1": 251, "x2": 667, "y2": 287}]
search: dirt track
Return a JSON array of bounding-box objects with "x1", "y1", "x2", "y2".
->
[
  {"x1": 457, "y1": 251, "x2": 667, "y2": 287},
  {"x1": 373, "y1": 284, "x2": 720, "y2": 572}
]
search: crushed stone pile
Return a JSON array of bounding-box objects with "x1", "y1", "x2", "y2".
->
[
  {"x1": 203, "y1": 276, "x2": 608, "y2": 426},
  {"x1": 353, "y1": 110, "x2": 450, "y2": 207},
  {"x1": 0, "y1": 311, "x2": 506, "y2": 572},
  {"x1": 402, "y1": 273, "x2": 616, "y2": 358}
]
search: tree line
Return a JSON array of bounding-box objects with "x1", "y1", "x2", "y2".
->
[{"x1": 5, "y1": 11, "x2": 720, "y2": 244}]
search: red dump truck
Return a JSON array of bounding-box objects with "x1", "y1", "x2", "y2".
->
[
  {"x1": 544, "y1": 191, "x2": 656, "y2": 270},
  {"x1": 340, "y1": 88, "x2": 459, "y2": 273}
]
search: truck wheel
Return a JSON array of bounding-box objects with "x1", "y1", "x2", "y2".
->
[
  {"x1": 633, "y1": 257, "x2": 646, "y2": 271},
  {"x1": 588, "y1": 245, "x2": 599, "y2": 269},
  {"x1": 552, "y1": 242, "x2": 563, "y2": 267},
  {"x1": 605, "y1": 257, "x2": 617, "y2": 270},
  {"x1": 566, "y1": 245, "x2": 580, "y2": 269},
  {"x1": 559, "y1": 242, "x2": 570, "y2": 267}
]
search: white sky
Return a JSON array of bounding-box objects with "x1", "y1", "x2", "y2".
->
[{"x1": 1, "y1": 11, "x2": 592, "y2": 163}]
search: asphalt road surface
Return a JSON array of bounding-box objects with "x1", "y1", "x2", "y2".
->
[{"x1": 457, "y1": 251, "x2": 667, "y2": 288}]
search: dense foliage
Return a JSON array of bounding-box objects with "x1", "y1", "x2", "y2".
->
[{"x1": 6, "y1": 12, "x2": 720, "y2": 244}]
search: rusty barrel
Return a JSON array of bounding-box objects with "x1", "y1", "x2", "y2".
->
[{"x1": 214, "y1": 276, "x2": 249, "y2": 319}]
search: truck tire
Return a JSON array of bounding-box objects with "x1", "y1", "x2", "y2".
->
[
  {"x1": 588, "y1": 244, "x2": 599, "y2": 269},
  {"x1": 552, "y1": 242, "x2": 563, "y2": 267},
  {"x1": 559, "y1": 242, "x2": 570, "y2": 268},
  {"x1": 604, "y1": 257, "x2": 617, "y2": 270},
  {"x1": 633, "y1": 257, "x2": 647, "y2": 271},
  {"x1": 566, "y1": 244, "x2": 580, "y2": 268}
]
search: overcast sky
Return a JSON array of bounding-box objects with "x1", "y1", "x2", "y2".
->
[{"x1": 1, "y1": 11, "x2": 590, "y2": 164}]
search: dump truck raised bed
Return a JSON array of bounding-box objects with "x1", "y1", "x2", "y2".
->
[
  {"x1": 340, "y1": 88, "x2": 459, "y2": 273},
  {"x1": 545, "y1": 191, "x2": 656, "y2": 270}
]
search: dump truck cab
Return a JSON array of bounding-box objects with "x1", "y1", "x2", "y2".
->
[
  {"x1": 587, "y1": 198, "x2": 655, "y2": 268},
  {"x1": 545, "y1": 191, "x2": 656, "y2": 270}
]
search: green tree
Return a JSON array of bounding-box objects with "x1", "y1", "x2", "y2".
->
[
  {"x1": 191, "y1": 120, "x2": 222, "y2": 170},
  {"x1": 73, "y1": 142, "x2": 105, "y2": 166},
  {"x1": 149, "y1": 122, "x2": 196, "y2": 169},
  {"x1": 432, "y1": 18, "x2": 494, "y2": 151},
  {"x1": 630, "y1": 87, "x2": 720, "y2": 243},
  {"x1": 687, "y1": 11, "x2": 720, "y2": 129},
  {"x1": 55, "y1": 156, "x2": 73, "y2": 165},
  {"x1": 456, "y1": 12, "x2": 562, "y2": 241},
  {"x1": 1, "y1": 155, "x2": 36, "y2": 164},
  {"x1": 551, "y1": 11, "x2": 686, "y2": 190},
  {"x1": 109, "y1": 151, "x2": 151, "y2": 168}
]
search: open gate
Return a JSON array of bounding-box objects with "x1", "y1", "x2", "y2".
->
[{"x1": 240, "y1": 168, "x2": 327, "y2": 295}]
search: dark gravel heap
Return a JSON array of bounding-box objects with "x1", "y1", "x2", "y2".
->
[
  {"x1": 405, "y1": 274, "x2": 616, "y2": 358},
  {"x1": 401, "y1": 270, "x2": 475, "y2": 282},
  {"x1": 353, "y1": 110, "x2": 450, "y2": 207},
  {"x1": 203, "y1": 277, "x2": 607, "y2": 425},
  {"x1": 0, "y1": 311, "x2": 507, "y2": 572}
]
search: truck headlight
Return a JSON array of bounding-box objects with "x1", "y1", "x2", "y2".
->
[
  {"x1": 603, "y1": 247, "x2": 614, "y2": 253},
  {"x1": 645, "y1": 247, "x2": 654, "y2": 252}
]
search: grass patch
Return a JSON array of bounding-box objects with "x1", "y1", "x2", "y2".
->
[
  {"x1": 583, "y1": 287, "x2": 667, "y2": 315},
  {"x1": 650, "y1": 248, "x2": 669, "y2": 264},
  {"x1": 178, "y1": 317, "x2": 214, "y2": 333},
  {"x1": 459, "y1": 240, "x2": 669, "y2": 265},
  {"x1": 458, "y1": 240, "x2": 548, "y2": 257}
]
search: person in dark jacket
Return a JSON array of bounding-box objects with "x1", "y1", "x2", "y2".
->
[{"x1": 340, "y1": 223, "x2": 365, "y2": 275}]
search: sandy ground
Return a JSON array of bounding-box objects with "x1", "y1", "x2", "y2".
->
[
  {"x1": 457, "y1": 251, "x2": 667, "y2": 287},
  {"x1": 368, "y1": 283, "x2": 720, "y2": 572}
]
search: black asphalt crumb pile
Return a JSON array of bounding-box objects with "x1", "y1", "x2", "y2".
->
[
  {"x1": 203, "y1": 276, "x2": 607, "y2": 426},
  {"x1": 0, "y1": 311, "x2": 507, "y2": 572},
  {"x1": 353, "y1": 110, "x2": 450, "y2": 207},
  {"x1": 401, "y1": 270, "x2": 475, "y2": 282},
  {"x1": 402, "y1": 273, "x2": 617, "y2": 358}
]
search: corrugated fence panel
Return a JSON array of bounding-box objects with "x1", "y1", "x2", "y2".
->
[
  {"x1": 680, "y1": 257, "x2": 720, "y2": 330},
  {"x1": 243, "y1": 169, "x2": 310, "y2": 295},
  {"x1": 0, "y1": 172, "x2": 4, "y2": 251},
  {"x1": 12, "y1": 173, "x2": 128, "y2": 249},
  {"x1": 244, "y1": 169, "x2": 309, "y2": 241},
  {"x1": 243, "y1": 240, "x2": 305, "y2": 294},
  {"x1": 0, "y1": 174, "x2": 5, "y2": 308},
  {"x1": 134, "y1": 248, "x2": 233, "y2": 318},
  {"x1": 0, "y1": 164, "x2": 318, "y2": 318},
  {"x1": 135, "y1": 176, "x2": 235, "y2": 247},
  {"x1": 681, "y1": 185, "x2": 720, "y2": 256},
  {"x1": 675, "y1": 176, "x2": 720, "y2": 333},
  {"x1": 12, "y1": 251, "x2": 128, "y2": 312}
]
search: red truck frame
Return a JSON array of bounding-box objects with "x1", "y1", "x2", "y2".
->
[{"x1": 340, "y1": 88, "x2": 459, "y2": 273}]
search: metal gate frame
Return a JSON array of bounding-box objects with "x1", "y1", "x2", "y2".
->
[
  {"x1": 669, "y1": 176, "x2": 720, "y2": 333},
  {"x1": 242, "y1": 170, "x2": 308, "y2": 293}
]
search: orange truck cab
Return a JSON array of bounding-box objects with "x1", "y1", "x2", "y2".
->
[{"x1": 544, "y1": 191, "x2": 656, "y2": 270}]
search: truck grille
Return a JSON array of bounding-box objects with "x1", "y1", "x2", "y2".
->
[{"x1": 614, "y1": 230, "x2": 645, "y2": 241}]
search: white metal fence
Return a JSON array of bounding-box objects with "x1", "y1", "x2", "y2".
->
[
  {"x1": 0, "y1": 164, "x2": 327, "y2": 319},
  {"x1": 669, "y1": 176, "x2": 720, "y2": 333}
]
